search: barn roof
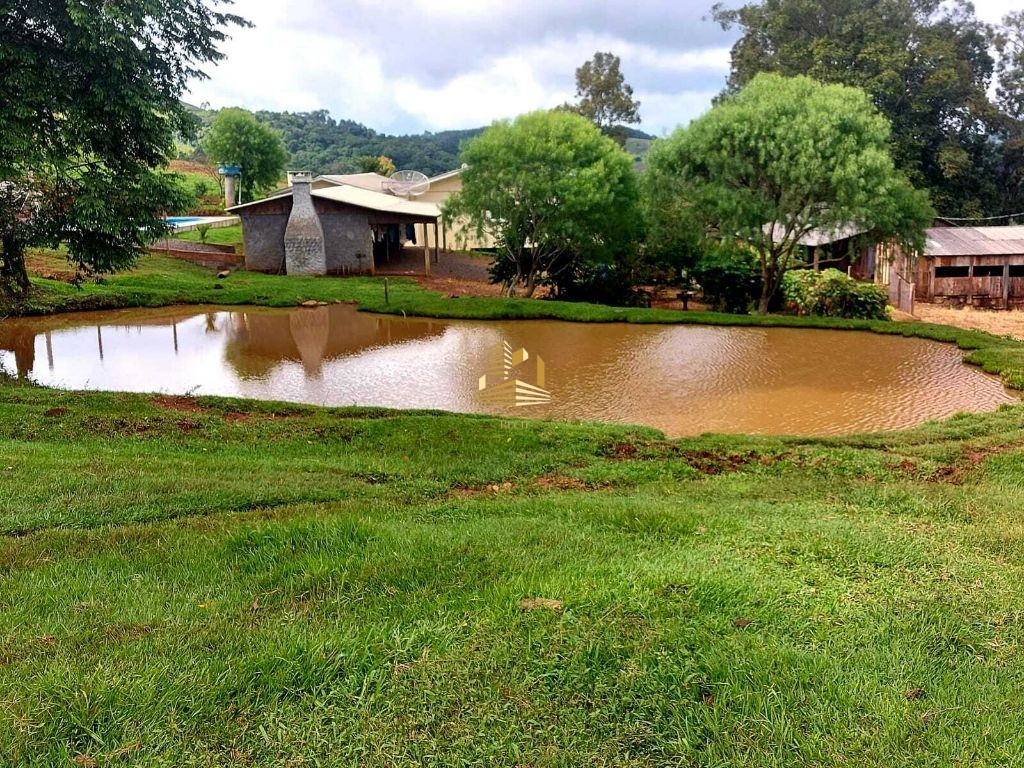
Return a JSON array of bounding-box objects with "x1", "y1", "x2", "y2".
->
[
  {"x1": 925, "y1": 226, "x2": 1024, "y2": 257},
  {"x1": 763, "y1": 221, "x2": 868, "y2": 247}
]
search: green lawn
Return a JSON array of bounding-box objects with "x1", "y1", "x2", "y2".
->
[
  {"x1": 173, "y1": 223, "x2": 243, "y2": 248},
  {"x1": 1, "y1": 383, "x2": 1023, "y2": 764},
  {"x1": 3, "y1": 256, "x2": 1024, "y2": 764}
]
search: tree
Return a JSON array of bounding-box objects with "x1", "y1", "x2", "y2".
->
[
  {"x1": 0, "y1": 0, "x2": 246, "y2": 295},
  {"x1": 444, "y1": 110, "x2": 640, "y2": 298},
  {"x1": 568, "y1": 52, "x2": 641, "y2": 145},
  {"x1": 645, "y1": 74, "x2": 933, "y2": 314},
  {"x1": 357, "y1": 155, "x2": 396, "y2": 176},
  {"x1": 711, "y1": 0, "x2": 1001, "y2": 218},
  {"x1": 203, "y1": 109, "x2": 288, "y2": 203},
  {"x1": 995, "y1": 12, "x2": 1024, "y2": 217}
]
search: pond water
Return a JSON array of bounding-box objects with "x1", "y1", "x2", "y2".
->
[{"x1": 0, "y1": 304, "x2": 1015, "y2": 436}]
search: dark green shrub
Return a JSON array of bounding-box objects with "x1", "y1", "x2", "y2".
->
[
  {"x1": 692, "y1": 243, "x2": 763, "y2": 313},
  {"x1": 782, "y1": 268, "x2": 889, "y2": 320}
]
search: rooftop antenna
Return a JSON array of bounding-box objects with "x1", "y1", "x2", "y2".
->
[{"x1": 384, "y1": 170, "x2": 430, "y2": 199}]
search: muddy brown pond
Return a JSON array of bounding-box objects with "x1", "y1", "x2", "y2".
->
[{"x1": 0, "y1": 304, "x2": 1016, "y2": 436}]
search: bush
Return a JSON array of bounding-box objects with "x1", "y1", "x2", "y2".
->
[
  {"x1": 691, "y1": 243, "x2": 763, "y2": 313},
  {"x1": 551, "y1": 261, "x2": 652, "y2": 307},
  {"x1": 782, "y1": 269, "x2": 889, "y2": 320}
]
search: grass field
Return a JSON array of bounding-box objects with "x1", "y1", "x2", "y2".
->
[
  {"x1": 3, "y1": 255, "x2": 1024, "y2": 763},
  {"x1": 172, "y1": 224, "x2": 244, "y2": 248},
  {"x1": 1, "y1": 382, "x2": 1024, "y2": 765}
]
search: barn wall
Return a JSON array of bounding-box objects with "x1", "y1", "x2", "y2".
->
[{"x1": 921, "y1": 254, "x2": 1024, "y2": 308}]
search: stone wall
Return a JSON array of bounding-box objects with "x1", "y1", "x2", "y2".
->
[
  {"x1": 318, "y1": 206, "x2": 373, "y2": 274},
  {"x1": 284, "y1": 177, "x2": 327, "y2": 275}
]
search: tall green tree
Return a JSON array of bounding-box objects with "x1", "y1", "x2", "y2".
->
[
  {"x1": 569, "y1": 52, "x2": 641, "y2": 145},
  {"x1": 995, "y1": 12, "x2": 1024, "y2": 217},
  {"x1": 203, "y1": 109, "x2": 288, "y2": 202},
  {"x1": 712, "y1": 0, "x2": 1000, "y2": 218},
  {"x1": 444, "y1": 110, "x2": 640, "y2": 298},
  {"x1": 646, "y1": 74, "x2": 933, "y2": 314},
  {"x1": 0, "y1": 0, "x2": 246, "y2": 294}
]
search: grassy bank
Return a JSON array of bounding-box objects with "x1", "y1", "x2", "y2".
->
[
  {"x1": 7, "y1": 253, "x2": 1024, "y2": 389},
  {"x1": 1, "y1": 383, "x2": 1023, "y2": 764}
]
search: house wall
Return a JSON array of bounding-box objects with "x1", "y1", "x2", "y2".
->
[
  {"x1": 316, "y1": 203, "x2": 373, "y2": 274},
  {"x1": 414, "y1": 174, "x2": 495, "y2": 252},
  {"x1": 240, "y1": 197, "x2": 291, "y2": 272}
]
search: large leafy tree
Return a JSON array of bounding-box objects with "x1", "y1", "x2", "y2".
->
[
  {"x1": 995, "y1": 12, "x2": 1024, "y2": 218},
  {"x1": 0, "y1": 0, "x2": 246, "y2": 294},
  {"x1": 203, "y1": 108, "x2": 288, "y2": 202},
  {"x1": 712, "y1": 0, "x2": 1001, "y2": 218},
  {"x1": 444, "y1": 110, "x2": 640, "y2": 298},
  {"x1": 646, "y1": 74, "x2": 933, "y2": 314},
  {"x1": 568, "y1": 52, "x2": 641, "y2": 145}
]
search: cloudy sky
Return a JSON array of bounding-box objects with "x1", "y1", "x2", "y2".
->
[{"x1": 186, "y1": 0, "x2": 1021, "y2": 137}]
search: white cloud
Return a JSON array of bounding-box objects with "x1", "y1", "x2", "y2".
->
[
  {"x1": 392, "y1": 57, "x2": 571, "y2": 129},
  {"x1": 186, "y1": 0, "x2": 731, "y2": 134},
  {"x1": 973, "y1": 0, "x2": 1018, "y2": 23},
  {"x1": 186, "y1": 0, "x2": 1018, "y2": 137}
]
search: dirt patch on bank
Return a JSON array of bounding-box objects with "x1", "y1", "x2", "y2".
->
[
  {"x1": 925, "y1": 440, "x2": 1024, "y2": 484},
  {"x1": 151, "y1": 395, "x2": 206, "y2": 414},
  {"x1": 149, "y1": 395, "x2": 266, "y2": 424},
  {"x1": 416, "y1": 275, "x2": 503, "y2": 298}
]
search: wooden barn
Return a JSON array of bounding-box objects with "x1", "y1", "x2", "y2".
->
[{"x1": 914, "y1": 226, "x2": 1024, "y2": 309}]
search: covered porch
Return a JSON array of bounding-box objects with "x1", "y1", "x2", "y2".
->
[{"x1": 367, "y1": 215, "x2": 443, "y2": 276}]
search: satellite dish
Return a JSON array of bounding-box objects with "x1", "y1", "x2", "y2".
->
[{"x1": 384, "y1": 170, "x2": 430, "y2": 198}]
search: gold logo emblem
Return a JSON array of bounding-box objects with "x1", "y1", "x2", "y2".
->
[{"x1": 478, "y1": 340, "x2": 551, "y2": 407}]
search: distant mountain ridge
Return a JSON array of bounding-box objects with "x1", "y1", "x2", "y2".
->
[{"x1": 183, "y1": 104, "x2": 655, "y2": 177}]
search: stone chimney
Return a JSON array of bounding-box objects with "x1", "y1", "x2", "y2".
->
[{"x1": 284, "y1": 172, "x2": 326, "y2": 275}]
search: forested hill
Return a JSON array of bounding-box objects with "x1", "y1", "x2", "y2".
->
[
  {"x1": 185, "y1": 105, "x2": 655, "y2": 177},
  {"x1": 256, "y1": 110, "x2": 482, "y2": 176}
]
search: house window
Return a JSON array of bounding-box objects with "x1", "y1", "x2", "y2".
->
[
  {"x1": 972, "y1": 265, "x2": 1004, "y2": 277},
  {"x1": 1009, "y1": 265, "x2": 1024, "y2": 277},
  {"x1": 934, "y1": 266, "x2": 970, "y2": 278}
]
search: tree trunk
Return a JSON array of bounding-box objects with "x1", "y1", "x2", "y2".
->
[
  {"x1": 758, "y1": 265, "x2": 776, "y2": 315},
  {"x1": 0, "y1": 235, "x2": 30, "y2": 295},
  {"x1": 522, "y1": 271, "x2": 537, "y2": 299}
]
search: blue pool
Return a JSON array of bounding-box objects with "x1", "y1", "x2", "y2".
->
[{"x1": 165, "y1": 216, "x2": 204, "y2": 226}]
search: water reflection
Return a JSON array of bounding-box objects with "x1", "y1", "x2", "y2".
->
[{"x1": 0, "y1": 304, "x2": 1015, "y2": 436}]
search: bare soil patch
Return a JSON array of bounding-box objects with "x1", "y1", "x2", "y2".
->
[{"x1": 151, "y1": 395, "x2": 205, "y2": 414}]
